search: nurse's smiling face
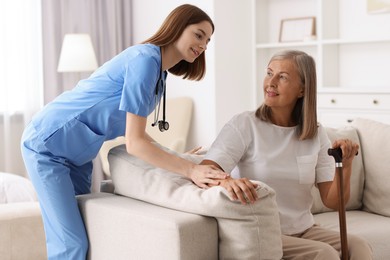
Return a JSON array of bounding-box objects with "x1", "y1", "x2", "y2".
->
[{"x1": 174, "y1": 21, "x2": 213, "y2": 63}]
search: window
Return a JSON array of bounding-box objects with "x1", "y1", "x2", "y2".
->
[{"x1": 0, "y1": 0, "x2": 43, "y2": 114}]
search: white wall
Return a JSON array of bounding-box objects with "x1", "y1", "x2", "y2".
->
[
  {"x1": 213, "y1": 0, "x2": 253, "y2": 131},
  {"x1": 131, "y1": 0, "x2": 253, "y2": 149}
]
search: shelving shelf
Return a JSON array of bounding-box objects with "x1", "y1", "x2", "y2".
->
[{"x1": 321, "y1": 38, "x2": 390, "y2": 45}]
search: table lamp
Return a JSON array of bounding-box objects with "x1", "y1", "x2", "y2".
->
[{"x1": 57, "y1": 33, "x2": 98, "y2": 73}]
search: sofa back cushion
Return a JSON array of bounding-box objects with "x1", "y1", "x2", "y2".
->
[
  {"x1": 311, "y1": 126, "x2": 364, "y2": 214},
  {"x1": 351, "y1": 118, "x2": 390, "y2": 217},
  {"x1": 109, "y1": 144, "x2": 283, "y2": 260}
]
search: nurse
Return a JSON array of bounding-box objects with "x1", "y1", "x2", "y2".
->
[{"x1": 21, "y1": 4, "x2": 227, "y2": 260}]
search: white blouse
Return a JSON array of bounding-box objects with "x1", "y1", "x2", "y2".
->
[{"x1": 205, "y1": 111, "x2": 335, "y2": 235}]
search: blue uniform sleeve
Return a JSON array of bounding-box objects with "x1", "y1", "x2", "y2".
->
[{"x1": 119, "y1": 53, "x2": 160, "y2": 117}]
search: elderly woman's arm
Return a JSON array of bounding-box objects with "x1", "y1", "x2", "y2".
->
[
  {"x1": 317, "y1": 139, "x2": 359, "y2": 210},
  {"x1": 200, "y1": 159, "x2": 258, "y2": 205}
]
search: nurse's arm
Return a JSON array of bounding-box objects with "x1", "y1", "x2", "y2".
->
[
  {"x1": 144, "y1": 132, "x2": 156, "y2": 142},
  {"x1": 125, "y1": 112, "x2": 228, "y2": 188}
]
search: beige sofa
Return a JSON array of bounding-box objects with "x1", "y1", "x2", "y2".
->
[
  {"x1": 77, "y1": 117, "x2": 389, "y2": 260},
  {"x1": 6, "y1": 119, "x2": 390, "y2": 260}
]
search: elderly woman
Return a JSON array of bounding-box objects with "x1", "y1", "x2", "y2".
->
[{"x1": 201, "y1": 50, "x2": 373, "y2": 259}]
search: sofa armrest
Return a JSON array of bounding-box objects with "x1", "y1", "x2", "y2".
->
[
  {"x1": 78, "y1": 192, "x2": 218, "y2": 260},
  {"x1": 0, "y1": 202, "x2": 46, "y2": 260}
]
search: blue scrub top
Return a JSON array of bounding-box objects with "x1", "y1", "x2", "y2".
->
[{"x1": 31, "y1": 43, "x2": 167, "y2": 166}]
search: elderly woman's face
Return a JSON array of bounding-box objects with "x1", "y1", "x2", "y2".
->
[{"x1": 263, "y1": 59, "x2": 304, "y2": 111}]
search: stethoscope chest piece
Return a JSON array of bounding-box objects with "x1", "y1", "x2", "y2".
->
[
  {"x1": 158, "y1": 120, "x2": 169, "y2": 132},
  {"x1": 151, "y1": 59, "x2": 169, "y2": 132}
]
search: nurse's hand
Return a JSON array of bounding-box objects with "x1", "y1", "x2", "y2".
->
[
  {"x1": 219, "y1": 177, "x2": 258, "y2": 205},
  {"x1": 189, "y1": 164, "x2": 229, "y2": 189}
]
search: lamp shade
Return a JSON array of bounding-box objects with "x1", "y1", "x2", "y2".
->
[{"x1": 57, "y1": 34, "x2": 98, "y2": 72}]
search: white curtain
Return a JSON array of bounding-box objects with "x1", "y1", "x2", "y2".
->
[
  {"x1": 0, "y1": 0, "x2": 43, "y2": 177},
  {"x1": 41, "y1": 0, "x2": 133, "y2": 103},
  {"x1": 0, "y1": 0, "x2": 132, "y2": 185}
]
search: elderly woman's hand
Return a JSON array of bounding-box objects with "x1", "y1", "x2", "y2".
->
[
  {"x1": 332, "y1": 139, "x2": 359, "y2": 168},
  {"x1": 219, "y1": 177, "x2": 258, "y2": 205}
]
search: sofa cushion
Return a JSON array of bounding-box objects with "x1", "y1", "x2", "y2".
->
[
  {"x1": 0, "y1": 172, "x2": 37, "y2": 204},
  {"x1": 314, "y1": 210, "x2": 390, "y2": 260},
  {"x1": 351, "y1": 118, "x2": 390, "y2": 217},
  {"x1": 109, "y1": 144, "x2": 283, "y2": 260},
  {"x1": 311, "y1": 126, "x2": 364, "y2": 214}
]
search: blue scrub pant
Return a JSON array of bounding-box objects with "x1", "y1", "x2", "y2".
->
[{"x1": 21, "y1": 124, "x2": 92, "y2": 260}]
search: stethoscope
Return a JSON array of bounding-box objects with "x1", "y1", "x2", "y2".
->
[{"x1": 151, "y1": 58, "x2": 169, "y2": 132}]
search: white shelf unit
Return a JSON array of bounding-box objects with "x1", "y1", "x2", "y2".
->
[{"x1": 251, "y1": 0, "x2": 390, "y2": 126}]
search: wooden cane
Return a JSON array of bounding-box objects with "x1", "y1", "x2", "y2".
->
[{"x1": 328, "y1": 147, "x2": 349, "y2": 260}]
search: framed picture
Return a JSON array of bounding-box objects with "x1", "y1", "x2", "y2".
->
[
  {"x1": 279, "y1": 17, "x2": 316, "y2": 42},
  {"x1": 367, "y1": 0, "x2": 390, "y2": 14}
]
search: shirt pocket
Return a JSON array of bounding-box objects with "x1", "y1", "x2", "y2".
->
[
  {"x1": 44, "y1": 118, "x2": 105, "y2": 166},
  {"x1": 296, "y1": 155, "x2": 317, "y2": 184}
]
